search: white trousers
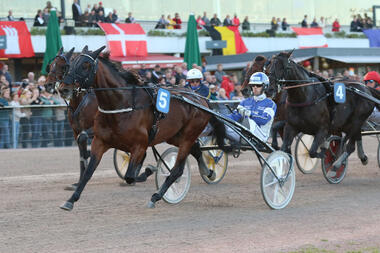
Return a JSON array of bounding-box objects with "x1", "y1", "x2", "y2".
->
[{"x1": 201, "y1": 118, "x2": 268, "y2": 143}]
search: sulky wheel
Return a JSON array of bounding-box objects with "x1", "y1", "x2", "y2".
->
[
  {"x1": 377, "y1": 141, "x2": 380, "y2": 168},
  {"x1": 261, "y1": 151, "x2": 295, "y2": 210},
  {"x1": 113, "y1": 149, "x2": 130, "y2": 180},
  {"x1": 199, "y1": 137, "x2": 228, "y2": 184},
  {"x1": 155, "y1": 147, "x2": 191, "y2": 204},
  {"x1": 321, "y1": 136, "x2": 347, "y2": 184},
  {"x1": 294, "y1": 134, "x2": 319, "y2": 174}
]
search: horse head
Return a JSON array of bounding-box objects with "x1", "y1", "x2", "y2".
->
[
  {"x1": 59, "y1": 45, "x2": 105, "y2": 99},
  {"x1": 45, "y1": 47, "x2": 75, "y2": 95},
  {"x1": 266, "y1": 50, "x2": 298, "y2": 97}
]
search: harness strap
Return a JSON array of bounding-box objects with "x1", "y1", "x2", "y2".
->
[{"x1": 97, "y1": 103, "x2": 151, "y2": 114}]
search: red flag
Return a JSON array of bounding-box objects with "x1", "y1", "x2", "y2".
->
[
  {"x1": 0, "y1": 21, "x2": 35, "y2": 58},
  {"x1": 98, "y1": 23, "x2": 147, "y2": 57},
  {"x1": 292, "y1": 27, "x2": 328, "y2": 49}
]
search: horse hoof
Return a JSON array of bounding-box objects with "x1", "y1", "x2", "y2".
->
[
  {"x1": 207, "y1": 170, "x2": 216, "y2": 181},
  {"x1": 119, "y1": 182, "x2": 136, "y2": 187},
  {"x1": 361, "y1": 156, "x2": 368, "y2": 165},
  {"x1": 60, "y1": 201, "x2": 74, "y2": 211},
  {"x1": 147, "y1": 201, "x2": 155, "y2": 209},
  {"x1": 64, "y1": 184, "x2": 77, "y2": 191}
]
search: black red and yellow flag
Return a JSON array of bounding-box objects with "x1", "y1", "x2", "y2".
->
[{"x1": 205, "y1": 26, "x2": 248, "y2": 55}]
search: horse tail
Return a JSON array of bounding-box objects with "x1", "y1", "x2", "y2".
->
[
  {"x1": 209, "y1": 115, "x2": 230, "y2": 152},
  {"x1": 368, "y1": 87, "x2": 380, "y2": 111}
]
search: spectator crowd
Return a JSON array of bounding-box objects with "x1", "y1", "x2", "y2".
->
[
  {"x1": 0, "y1": 65, "x2": 70, "y2": 149},
  {"x1": 3, "y1": 1, "x2": 375, "y2": 35}
]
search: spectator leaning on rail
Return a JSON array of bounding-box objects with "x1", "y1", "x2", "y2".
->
[
  {"x1": 242, "y1": 16, "x2": 250, "y2": 31},
  {"x1": 125, "y1": 12, "x2": 135, "y2": 23},
  {"x1": 172, "y1": 13, "x2": 182, "y2": 29},
  {"x1": 227, "y1": 72, "x2": 277, "y2": 142},
  {"x1": 332, "y1": 18, "x2": 340, "y2": 32},
  {"x1": 0, "y1": 87, "x2": 11, "y2": 149},
  {"x1": 184, "y1": 68, "x2": 210, "y2": 98}
]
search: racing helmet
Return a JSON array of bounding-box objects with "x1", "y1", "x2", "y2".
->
[
  {"x1": 186, "y1": 68, "x2": 203, "y2": 80},
  {"x1": 248, "y1": 72, "x2": 269, "y2": 91},
  {"x1": 363, "y1": 71, "x2": 380, "y2": 84}
]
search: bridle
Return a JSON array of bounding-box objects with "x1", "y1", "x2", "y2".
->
[
  {"x1": 46, "y1": 54, "x2": 71, "y2": 91},
  {"x1": 63, "y1": 53, "x2": 98, "y2": 91}
]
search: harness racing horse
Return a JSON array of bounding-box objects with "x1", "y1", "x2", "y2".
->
[
  {"x1": 58, "y1": 46, "x2": 226, "y2": 211},
  {"x1": 45, "y1": 47, "x2": 98, "y2": 190},
  {"x1": 266, "y1": 51, "x2": 380, "y2": 173}
]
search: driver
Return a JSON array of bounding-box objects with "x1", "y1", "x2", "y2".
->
[
  {"x1": 184, "y1": 68, "x2": 210, "y2": 98},
  {"x1": 364, "y1": 71, "x2": 380, "y2": 125},
  {"x1": 226, "y1": 72, "x2": 277, "y2": 142}
]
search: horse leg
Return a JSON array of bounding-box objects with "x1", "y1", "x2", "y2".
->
[
  {"x1": 64, "y1": 130, "x2": 89, "y2": 191},
  {"x1": 356, "y1": 138, "x2": 368, "y2": 165},
  {"x1": 124, "y1": 147, "x2": 147, "y2": 185},
  {"x1": 332, "y1": 132, "x2": 360, "y2": 172},
  {"x1": 60, "y1": 137, "x2": 108, "y2": 211},
  {"x1": 148, "y1": 145, "x2": 189, "y2": 208},
  {"x1": 134, "y1": 152, "x2": 155, "y2": 182},
  {"x1": 190, "y1": 141, "x2": 216, "y2": 180},
  {"x1": 280, "y1": 123, "x2": 298, "y2": 155},
  {"x1": 308, "y1": 128, "x2": 329, "y2": 159},
  {"x1": 271, "y1": 120, "x2": 285, "y2": 150}
]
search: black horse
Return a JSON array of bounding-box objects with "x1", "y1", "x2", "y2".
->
[
  {"x1": 266, "y1": 51, "x2": 380, "y2": 173},
  {"x1": 45, "y1": 47, "x2": 98, "y2": 190}
]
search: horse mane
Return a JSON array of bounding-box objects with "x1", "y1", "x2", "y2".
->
[
  {"x1": 242, "y1": 55, "x2": 267, "y2": 89},
  {"x1": 98, "y1": 53, "x2": 144, "y2": 86},
  {"x1": 277, "y1": 51, "x2": 328, "y2": 83}
]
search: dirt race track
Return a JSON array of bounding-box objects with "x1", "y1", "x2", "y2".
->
[{"x1": 1, "y1": 136, "x2": 380, "y2": 253}]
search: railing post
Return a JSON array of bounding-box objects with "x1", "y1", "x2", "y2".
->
[{"x1": 11, "y1": 107, "x2": 16, "y2": 149}]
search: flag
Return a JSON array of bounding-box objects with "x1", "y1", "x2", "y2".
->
[
  {"x1": 184, "y1": 14, "x2": 201, "y2": 69},
  {"x1": 41, "y1": 10, "x2": 62, "y2": 74},
  {"x1": 363, "y1": 29, "x2": 380, "y2": 47},
  {"x1": 98, "y1": 23, "x2": 147, "y2": 57},
  {"x1": 205, "y1": 25, "x2": 247, "y2": 55},
  {"x1": 0, "y1": 21, "x2": 34, "y2": 58},
  {"x1": 292, "y1": 27, "x2": 328, "y2": 49}
]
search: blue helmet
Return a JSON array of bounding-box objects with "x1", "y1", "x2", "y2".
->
[{"x1": 248, "y1": 72, "x2": 269, "y2": 90}]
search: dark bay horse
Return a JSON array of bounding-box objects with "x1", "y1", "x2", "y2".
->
[
  {"x1": 45, "y1": 47, "x2": 98, "y2": 190},
  {"x1": 58, "y1": 46, "x2": 226, "y2": 211},
  {"x1": 266, "y1": 51, "x2": 380, "y2": 172}
]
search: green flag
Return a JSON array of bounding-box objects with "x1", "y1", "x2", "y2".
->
[
  {"x1": 41, "y1": 9, "x2": 63, "y2": 74},
  {"x1": 184, "y1": 14, "x2": 201, "y2": 69}
]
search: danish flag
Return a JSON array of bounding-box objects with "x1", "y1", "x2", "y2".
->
[
  {"x1": 98, "y1": 23, "x2": 147, "y2": 57},
  {"x1": 292, "y1": 27, "x2": 328, "y2": 49},
  {"x1": 0, "y1": 21, "x2": 34, "y2": 58}
]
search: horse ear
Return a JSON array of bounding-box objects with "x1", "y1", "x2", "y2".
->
[
  {"x1": 90, "y1": 46, "x2": 106, "y2": 59},
  {"x1": 65, "y1": 47, "x2": 75, "y2": 61},
  {"x1": 287, "y1": 48, "x2": 295, "y2": 57},
  {"x1": 56, "y1": 47, "x2": 64, "y2": 56},
  {"x1": 82, "y1": 45, "x2": 89, "y2": 53}
]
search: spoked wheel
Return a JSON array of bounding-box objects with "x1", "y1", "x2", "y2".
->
[
  {"x1": 321, "y1": 136, "x2": 347, "y2": 184},
  {"x1": 261, "y1": 151, "x2": 295, "y2": 210},
  {"x1": 199, "y1": 137, "x2": 228, "y2": 184},
  {"x1": 294, "y1": 134, "x2": 319, "y2": 174},
  {"x1": 155, "y1": 147, "x2": 191, "y2": 204},
  {"x1": 377, "y1": 142, "x2": 380, "y2": 168},
  {"x1": 113, "y1": 149, "x2": 130, "y2": 180}
]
